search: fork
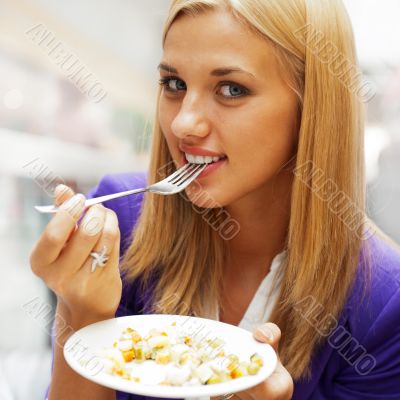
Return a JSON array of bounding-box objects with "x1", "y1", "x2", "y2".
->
[{"x1": 34, "y1": 163, "x2": 207, "y2": 214}]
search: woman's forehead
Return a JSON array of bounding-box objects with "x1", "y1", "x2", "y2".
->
[
  {"x1": 163, "y1": 10, "x2": 277, "y2": 76},
  {"x1": 165, "y1": 9, "x2": 252, "y2": 48}
]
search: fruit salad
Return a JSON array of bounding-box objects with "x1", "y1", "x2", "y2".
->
[{"x1": 100, "y1": 321, "x2": 264, "y2": 386}]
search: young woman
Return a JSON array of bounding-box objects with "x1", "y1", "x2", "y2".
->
[{"x1": 31, "y1": 0, "x2": 400, "y2": 399}]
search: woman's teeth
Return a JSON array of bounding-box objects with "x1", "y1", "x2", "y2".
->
[{"x1": 185, "y1": 153, "x2": 225, "y2": 164}]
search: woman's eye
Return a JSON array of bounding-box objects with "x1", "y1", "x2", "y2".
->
[
  {"x1": 218, "y1": 83, "x2": 248, "y2": 98},
  {"x1": 159, "y1": 78, "x2": 248, "y2": 100},
  {"x1": 159, "y1": 77, "x2": 186, "y2": 92}
]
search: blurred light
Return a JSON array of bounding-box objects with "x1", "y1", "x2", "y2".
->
[
  {"x1": 3, "y1": 89, "x2": 23, "y2": 110},
  {"x1": 365, "y1": 126, "x2": 390, "y2": 182}
]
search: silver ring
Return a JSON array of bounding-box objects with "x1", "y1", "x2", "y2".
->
[
  {"x1": 220, "y1": 395, "x2": 234, "y2": 400},
  {"x1": 90, "y1": 245, "x2": 109, "y2": 272}
]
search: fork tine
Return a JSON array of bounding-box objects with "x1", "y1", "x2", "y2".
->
[
  {"x1": 180, "y1": 164, "x2": 207, "y2": 185},
  {"x1": 170, "y1": 164, "x2": 198, "y2": 184},
  {"x1": 164, "y1": 163, "x2": 192, "y2": 182},
  {"x1": 174, "y1": 164, "x2": 205, "y2": 186},
  {"x1": 169, "y1": 163, "x2": 198, "y2": 184}
]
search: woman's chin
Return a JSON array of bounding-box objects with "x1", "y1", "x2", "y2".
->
[{"x1": 184, "y1": 184, "x2": 223, "y2": 209}]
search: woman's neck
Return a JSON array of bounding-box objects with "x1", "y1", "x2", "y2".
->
[{"x1": 223, "y1": 171, "x2": 293, "y2": 278}]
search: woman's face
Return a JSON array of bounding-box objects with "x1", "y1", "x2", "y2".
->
[{"x1": 159, "y1": 9, "x2": 299, "y2": 208}]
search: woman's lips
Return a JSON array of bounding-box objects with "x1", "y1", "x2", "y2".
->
[{"x1": 197, "y1": 158, "x2": 226, "y2": 178}]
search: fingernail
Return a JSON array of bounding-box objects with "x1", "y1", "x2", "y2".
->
[
  {"x1": 60, "y1": 194, "x2": 85, "y2": 217},
  {"x1": 81, "y1": 205, "x2": 104, "y2": 236},
  {"x1": 53, "y1": 184, "x2": 68, "y2": 197},
  {"x1": 259, "y1": 326, "x2": 274, "y2": 341}
]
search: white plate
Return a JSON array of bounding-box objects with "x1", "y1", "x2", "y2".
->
[{"x1": 64, "y1": 314, "x2": 277, "y2": 398}]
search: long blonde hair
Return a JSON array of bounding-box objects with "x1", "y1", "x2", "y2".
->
[{"x1": 121, "y1": 0, "x2": 371, "y2": 379}]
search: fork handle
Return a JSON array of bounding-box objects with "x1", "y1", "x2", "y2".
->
[
  {"x1": 85, "y1": 187, "x2": 147, "y2": 206},
  {"x1": 34, "y1": 187, "x2": 147, "y2": 214}
]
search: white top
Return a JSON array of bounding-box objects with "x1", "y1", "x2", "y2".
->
[{"x1": 186, "y1": 250, "x2": 286, "y2": 400}]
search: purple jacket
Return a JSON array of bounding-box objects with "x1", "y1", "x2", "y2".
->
[{"x1": 48, "y1": 172, "x2": 400, "y2": 400}]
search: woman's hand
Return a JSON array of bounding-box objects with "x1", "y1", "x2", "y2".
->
[
  {"x1": 30, "y1": 184, "x2": 122, "y2": 328},
  {"x1": 214, "y1": 323, "x2": 293, "y2": 400}
]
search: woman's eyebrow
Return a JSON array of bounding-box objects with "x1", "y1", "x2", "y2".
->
[
  {"x1": 158, "y1": 62, "x2": 178, "y2": 74},
  {"x1": 158, "y1": 62, "x2": 255, "y2": 78},
  {"x1": 211, "y1": 67, "x2": 255, "y2": 78}
]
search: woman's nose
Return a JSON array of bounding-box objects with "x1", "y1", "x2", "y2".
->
[{"x1": 170, "y1": 95, "x2": 210, "y2": 139}]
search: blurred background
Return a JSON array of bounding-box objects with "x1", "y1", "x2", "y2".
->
[{"x1": 0, "y1": 0, "x2": 399, "y2": 399}]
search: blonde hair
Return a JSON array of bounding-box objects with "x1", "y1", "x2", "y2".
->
[{"x1": 121, "y1": 0, "x2": 373, "y2": 379}]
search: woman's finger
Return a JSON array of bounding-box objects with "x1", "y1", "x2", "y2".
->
[
  {"x1": 76, "y1": 226, "x2": 122, "y2": 318},
  {"x1": 54, "y1": 184, "x2": 75, "y2": 206},
  {"x1": 58, "y1": 204, "x2": 106, "y2": 271},
  {"x1": 215, "y1": 325, "x2": 291, "y2": 400},
  {"x1": 253, "y1": 322, "x2": 281, "y2": 353},
  {"x1": 30, "y1": 194, "x2": 86, "y2": 269},
  {"x1": 247, "y1": 323, "x2": 293, "y2": 399},
  {"x1": 85, "y1": 209, "x2": 120, "y2": 274},
  {"x1": 246, "y1": 361, "x2": 293, "y2": 399}
]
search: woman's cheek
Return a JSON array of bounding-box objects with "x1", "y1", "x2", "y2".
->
[
  {"x1": 158, "y1": 101, "x2": 169, "y2": 136},
  {"x1": 159, "y1": 102, "x2": 181, "y2": 146}
]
